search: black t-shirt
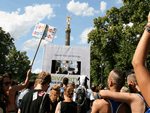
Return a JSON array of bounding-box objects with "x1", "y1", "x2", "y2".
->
[
  {"x1": 20, "y1": 89, "x2": 50, "y2": 113},
  {"x1": 50, "y1": 96, "x2": 64, "y2": 113},
  {"x1": 61, "y1": 101, "x2": 77, "y2": 113},
  {"x1": 0, "y1": 101, "x2": 6, "y2": 113}
]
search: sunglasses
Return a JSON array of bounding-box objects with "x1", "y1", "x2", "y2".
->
[{"x1": 3, "y1": 82, "x2": 11, "y2": 86}]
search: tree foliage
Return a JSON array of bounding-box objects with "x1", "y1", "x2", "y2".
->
[
  {"x1": 0, "y1": 27, "x2": 14, "y2": 74},
  {"x1": 88, "y1": 0, "x2": 150, "y2": 87},
  {"x1": 0, "y1": 27, "x2": 30, "y2": 82},
  {"x1": 5, "y1": 45, "x2": 30, "y2": 81}
]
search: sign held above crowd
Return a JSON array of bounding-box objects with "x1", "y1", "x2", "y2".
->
[
  {"x1": 30, "y1": 23, "x2": 57, "y2": 70},
  {"x1": 32, "y1": 23, "x2": 57, "y2": 43}
]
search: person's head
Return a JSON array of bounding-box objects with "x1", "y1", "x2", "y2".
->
[
  {"x1": 120, "y1": 86, "x2": 129, "y2": 92},
  {"x1": 2, "y1": 73, "x2": 11, "y2": 92},
  {"x1": 8, "y1": 72, "x2": 14, "y2": 85},
  {"x1": 27, "y1": 79, "x2": 35, "y2": 90},
  {"x1": 49, "y1": 85, "x2": 60, "y2": 103},
  {"x1": 62, "y1": 77, "x2": 68, "y2": 86},
  {"x1": 91, "y1": 86, "x2": 96, "y2": 92},
  {"x1": 34, "y1": 72, "x2": 51, "y2": 91},
  {"x1": 64, "y1": 86, "x2": 74, "y2": 99},
  {"x1": 60, "y1": 83, "x2": 63, "y2": 87},
  {"x1": 70, "y1": 82, "x2": 75, "y2": 89},
  {"x1": 108, "y1": 69, "x2": 125, "y2": 91},
  {"x1": 127, "y1": 74, "x2": 138, "y2": 93},
  {"x1": 0, "y1": 74, "x2": 9, "y2": 107},
  {"x1": 98, "y1": 84, "x2": 105, "y2": 91},
  {"x1": 58, "y1": 67, "x2": 61, "y2": 72}
]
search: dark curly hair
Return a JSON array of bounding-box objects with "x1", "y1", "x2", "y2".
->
[
  {"x1": 0, "y1": 74, "x2": 9, "y2": 107},
  {"x1": 64, "y1": 86, "x2": 74, "y2": 98},
  {"x1": 63, "y1": 77, "x2": 68, "y2": 86}
]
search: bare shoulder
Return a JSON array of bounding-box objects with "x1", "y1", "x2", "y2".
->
[
  {"x1": 92, "y1": 99, "x2": 111, "y2": 113},
  {"x1": 93, "y1": 99, "x2": 109, "y2": 106},
  {"x1": 130, "y1": 93, "x2": 145, "y2": 113}
]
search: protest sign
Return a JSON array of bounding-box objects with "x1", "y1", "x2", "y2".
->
[
  {"x1": 32, "y1": 23, "x2": 57, "y2": 43},
  {"x1": 32, "y1": 23, "x2": 46, "y2": 38},
  {"x1": 30, "y1": 23, "x2": 57, "y2": 70}
]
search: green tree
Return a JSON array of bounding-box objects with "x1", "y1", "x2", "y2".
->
[
  {"x1": 0, "y1": 27, "x2": 31, "y2": 81},
  {"x1": 88, "y1": 0, "x2": 150, "y2": 86},
  {"x1": 5, "y1": 45, "x2": 30, "y2": 82},
  {"x1": 0, "y1": 27, "x2": 14, "y2": 74},
  {"x1": 30, "y1": 73, "x2": 39, "y2": 80}
]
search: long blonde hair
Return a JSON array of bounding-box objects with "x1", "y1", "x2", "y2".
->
[{"x1": 49, "y1": 85, "x2": 60, "y2": 103}]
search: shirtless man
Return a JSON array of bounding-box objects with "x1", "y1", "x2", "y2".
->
[
  {"x1": 132, "y1": 12, "x2": 150, "y2": 107},
  {"x1": 4, "y1": 69, "x2": 31, "y2": 112},
  {"x1": 99, "y1": 74, "x2": 147, "y2": 113},
  {"x1": 92, "y1": 69, "x2": 131, "y2": 113}
]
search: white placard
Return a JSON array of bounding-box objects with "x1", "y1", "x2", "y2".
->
[
  {"x1": 32, "y1": 23, "x2": 46, "y2": 38},
  {"x1": 43, "y1": 25, "x2": 57, "y2": 43},
  {"x1": 32, "y1": 23, "x2": 57, "y2": 43}
]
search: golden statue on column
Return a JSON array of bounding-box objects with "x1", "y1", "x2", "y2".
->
[{"x1": 67, "y1": 14, "x2": 72, "y2": 27}]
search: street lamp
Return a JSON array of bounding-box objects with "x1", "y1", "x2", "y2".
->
[{"x1": 100, "y1": 61, "x2": 104, "y2": 84}]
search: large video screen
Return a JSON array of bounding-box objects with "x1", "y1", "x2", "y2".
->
[{"x1": 51, "y1": 60, "x2": 81, "y2": 75}]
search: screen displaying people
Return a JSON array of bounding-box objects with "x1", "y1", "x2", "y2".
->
[{"x1": 51, "y1": 60, "x2": 81, "y2": 75}]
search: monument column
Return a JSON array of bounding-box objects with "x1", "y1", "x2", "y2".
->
[
  {"x1": 65, "y1": 14, "x2": 72, "y2": 46},
  {"x1": 65, "y1": 27, "x2": 71, "y2": 46}
]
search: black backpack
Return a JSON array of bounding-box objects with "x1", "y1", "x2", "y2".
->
[{"x1": 75, "y1": 86, "x2": 90, "y2": 113}]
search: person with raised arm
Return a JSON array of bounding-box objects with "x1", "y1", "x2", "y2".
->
[
  {"x1": 132, "y1": 12, "x2": 150, "y2": 107},
  {"x1": 4, "y1": 69, "x2": 31, "y2": 113},
  {"x1": 20, "y1": 72, "x2": 51, "y2": 113}
]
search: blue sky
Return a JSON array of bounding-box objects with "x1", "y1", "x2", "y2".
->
[{"x1": 0, "y1": 0, "x2": 123, "y2": 73}]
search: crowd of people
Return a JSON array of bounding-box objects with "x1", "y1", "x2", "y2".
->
[{"x1": 0, "y1": 13, "x2": 150, "y2": 113}]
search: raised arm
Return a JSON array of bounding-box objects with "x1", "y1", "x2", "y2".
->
[
  {"x1": 11, "y1": 69, "x2": 31, "y2": 91},
  {"x1": 99, "y1": 90, "x2": 134, "y2": 104},
  {"x1": 132, "y1": 13, "x2": 150, "y2": 107}
]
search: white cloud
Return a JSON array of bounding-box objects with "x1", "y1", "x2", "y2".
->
[
  {"x1": 116, "y1": 0, "x2": 123, "y2": 4},
  {"x1": 70, "y1": 36, "x2": 74, "y2": 41},
  {"x1": 0, "y1": 4, "x2": 55, "y2": 40},
  {"x1": 79, "y1": 27, "x2": 94, "y2": 44},
  {"x1": 67, "y1": 0, "x2": 99, "y2": 16},
  {"x1": 33, "y1": 68, "x2": 42, "y2": 74},
  {"x1": 100, "y1": 1, "x2": 107, "y2": 13},
  {"x1": 54, "y1": 36, "x2": 57, "y2": 39},
  {"x1": 21, "y1": 38, "x2": 49, "y2": 50}
]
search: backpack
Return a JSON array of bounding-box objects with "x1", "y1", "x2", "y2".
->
[{"x1": 75, "y1": 86, "x2": 90, "y2": 113}]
